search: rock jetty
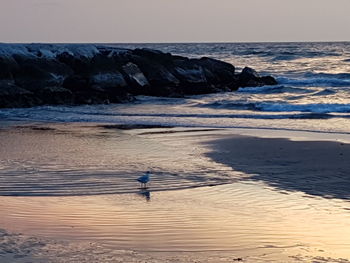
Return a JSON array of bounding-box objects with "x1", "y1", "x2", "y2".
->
[{"x1": 0, "y1": 44, "x2": 277, "y2": 108}]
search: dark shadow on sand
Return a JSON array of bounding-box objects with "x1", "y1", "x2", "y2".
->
[{"x1": 206, "y1": 136, "x2": 350, "y2": 200}]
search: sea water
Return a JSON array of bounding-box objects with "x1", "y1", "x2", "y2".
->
[{"x1": 1, "y1": 42, "x2": 350, "y2": 134}]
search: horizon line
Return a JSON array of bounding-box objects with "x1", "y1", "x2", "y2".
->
[{"x1": 1, "y1": 40, "x2": 350, "y2": 45}]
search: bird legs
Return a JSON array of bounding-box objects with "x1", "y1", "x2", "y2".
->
[{"x1": 140, "y1": 182, "x2": 148, "y2": 188}]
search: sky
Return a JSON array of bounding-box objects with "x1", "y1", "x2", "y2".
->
[{"x1": 1, "y1": 0, "x2": 350, "y2": 43}]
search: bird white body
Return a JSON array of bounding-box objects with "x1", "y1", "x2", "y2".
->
[{"x1": 137, "y1": 171, "x2": 151, "y2": 188}]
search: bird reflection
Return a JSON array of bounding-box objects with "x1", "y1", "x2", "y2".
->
[{"x1": 137, "y1": 190, "x2": 151, "y2": 201}]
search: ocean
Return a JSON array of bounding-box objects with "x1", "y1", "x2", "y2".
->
[{"x1": 1, "y1": 42, "x2": 350, "y2": 134}]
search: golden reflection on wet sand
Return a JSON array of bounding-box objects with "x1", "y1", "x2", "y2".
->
[{"x1": 1, "y1": 182, "x2": 350, "y2": 261}]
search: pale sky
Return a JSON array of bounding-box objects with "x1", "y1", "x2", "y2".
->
[{"x1": 1, "y1": 0, "x2": 350, "y2": 43}]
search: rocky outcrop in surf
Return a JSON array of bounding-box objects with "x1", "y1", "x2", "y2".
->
[{"x1": 0, "y1": 44, "x2": 277, "y2": 108}]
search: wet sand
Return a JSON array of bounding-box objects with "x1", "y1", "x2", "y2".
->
[
  {"x1": 1, "y1": 124, "x2": 350, "y2": 262},
  {"x1": 205, "y1": 134, "x2": 350, "y2": 200}
]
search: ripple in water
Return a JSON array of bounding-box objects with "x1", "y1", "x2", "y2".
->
[
  {"x1": 1, "y1": 182, "x2": 350, "y2": 261},
  {"x1": 0, "y1": 124, "x2": 240, "y2": 196}
]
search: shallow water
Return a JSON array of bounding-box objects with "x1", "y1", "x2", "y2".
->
[
  {"x1": 0, "y1": 124, "x2": 239, "y2": 196},
  {"x1": 1, "y1": 125, "x2": 350, "y2": 262},
  {"x1": 1, "y1": 182, "x2": 350, "y2": 261}
]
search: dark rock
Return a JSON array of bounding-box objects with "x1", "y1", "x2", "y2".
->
[
  {"x1": 132, "y1": 48, "x2": 174, "y2": 65},
  {"x1": 173, "y1": 64, "x2": 207, "y2": 85},
  {"x1": 12, "y1": 56, "x2": 72, "y2": 91},
  {"x1": 261, "y1": 76, "x2": 278, "y2": 85},
  {"x1": 89, "y1": 54, "x2": 120, "y2": 73},
  {"x1": 143, "y1": 65, "x2": 180, "y2": 88},
  {"x1": 239, "y1": 67, "x2": 260, "y2": 83},
  {"x1": 238, "y1": 67, "x2": 277, "y2": 87},
  {"x1": 122, "y1": 63, "x2": 149, "y2": 87},
  {"x1": 168, "y1": 59, "x2": 215, "y2": 95},
  {"x1": 0, "y1": 44, "x2": 277, "y2": 108},
  {"x1": 0, "y1": 57, "x2": 18, "y2": 79},
  {"x1": 90, "y1": 71, "x2": 128, "y2": 89},
  {"x1": 90, "y1": 71, "x2": 133, "y2": 103},
  {"x1": 129, "y1": 55, "x2": 180, "y2": 88},
  {"x1": 129, "y1": 51, "x2": 232, "y2": 96},
  {"x1": 37, "y1": 86, "x2": 73, "y2": 105},
  {"x1": 192, "y1": 57, "x2": 238, "y2": 91},
  {"x1": 13, "y1": 64, "x2": 56, "y2": 90},
  {"x1": 56, "y1": 52, "x2": 92, "y2": 76},
  {"x1": 121, "y1": 62, "x2": 150, "y2": 95},
  {"x1": 63, "y1": 75, "x2": 90, "y2": 92},
  {"x1": 0, "y1": 81, "x2": 39, "y2": 108},
  {"x1": 63, "y1": 73, "x2": 133, "y2": 104},
  {"x1": 193, "y1": 57, "x2": 235, "y2": 82},
  {"x1": 62, "y1": 75, "x2": 107, "y2": 104}
]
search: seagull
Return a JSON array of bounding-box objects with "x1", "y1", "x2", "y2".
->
[{"x1": 137, "y1": 171, "x2": 151, "y2": 188}]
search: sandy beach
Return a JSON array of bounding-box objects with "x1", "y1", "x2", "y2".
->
[{"x1": 1, "y1": 123, "x2": 350, "y2": 262}]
